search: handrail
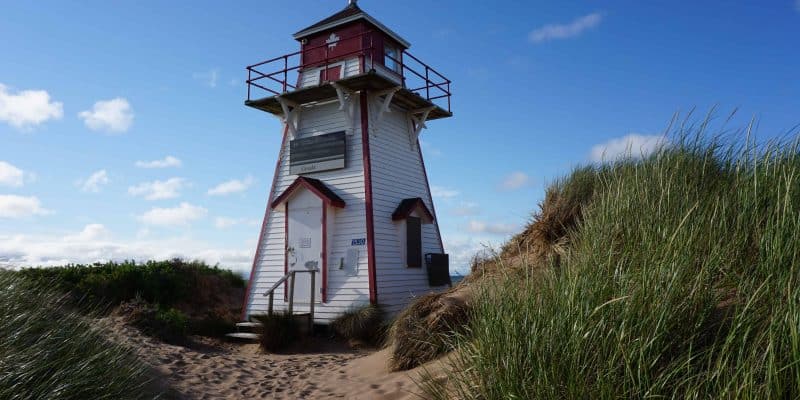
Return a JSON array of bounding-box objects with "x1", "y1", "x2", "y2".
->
[
  {"x1": 261, "y1": 268, "x2": 319, "y2": 333},
  {"x1": 245, "y1": 29, "x2": 451, "y2": 113},
  {"x1": 264, "y1": 272, "x2": 292, "y2": 295}
]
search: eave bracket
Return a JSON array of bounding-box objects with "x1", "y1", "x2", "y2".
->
[{"x1": 331, "y1": 82, "x2": 357, "y2": 135}]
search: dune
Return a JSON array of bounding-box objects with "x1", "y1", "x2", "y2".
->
[{"x1": 101, "y1": 315, "x2": 441, "y2": 399}]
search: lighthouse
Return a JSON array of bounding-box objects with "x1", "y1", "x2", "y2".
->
[{"x1": 241, "y1": 1, "x2": 453, "y2": 323}]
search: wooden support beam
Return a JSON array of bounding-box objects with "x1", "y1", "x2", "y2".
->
[
  {"x1": 277, "y1": 96, "x2": 300, "y2": 139},
  {"x1": 331, "y1": 82, "x2": 357, "y2": 135},
  {"x1": 370, "y1": 86, "x2": 401, "y2": 135},
  {"x1": 408, "y1": 106, "x2": 435, "y2": 142}
]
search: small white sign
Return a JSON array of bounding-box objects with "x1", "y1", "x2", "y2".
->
[{"x1": 300, "y1": 237, "x2": 311, "y2": 248}]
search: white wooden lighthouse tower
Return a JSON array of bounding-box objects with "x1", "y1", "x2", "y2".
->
[{"x1": 241, "y1": 1, "x2": 453, "y2": 323}]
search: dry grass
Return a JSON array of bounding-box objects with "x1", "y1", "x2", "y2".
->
[
  {"x1": 255, "y1": 312, "x2": 299, "y2": 352},
  {"x1": 387, "y1": 167, "x2": 599, "y2": 371},
  {"x1": 330, "y1": 303, "x2": 385, "y2": 347},
  {"x1": 388, "y1": 288, "x2": 471, "y2": 371}
]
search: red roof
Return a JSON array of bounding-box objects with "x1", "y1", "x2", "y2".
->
[
  {"x1": 294, "y1": 3, "x2": 364, "y2": 35},
  {"x1": 391, "y1": 197, "x2": 434, "y2": 222},
  {"x1": 271, "y1": 177, "x2": 346, "y2": 209},
  {"x1": 292, "y1": 2, "x2": 410, "y2": 48}
]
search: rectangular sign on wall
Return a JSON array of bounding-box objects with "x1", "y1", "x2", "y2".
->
[{"x1": 289, "y1": 131, "x2": 346, "y2": 175}]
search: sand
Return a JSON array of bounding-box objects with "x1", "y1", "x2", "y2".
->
[{"x1": 101, "y1": 317, "x2": 442, "y2": 399}]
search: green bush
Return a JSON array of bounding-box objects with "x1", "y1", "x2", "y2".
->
[
  {"x1": 20, "y1": 259, "x2": 245, "y2": 307},
  {"x1": 19, "y1": 259, "x2": 246, "y2": 341},
  {"x1": 0, "y1": 270, "x2": 157, "y2": 399},
  {"x1": 425, "y1": 121, "x2": 800, "y2": 399}
]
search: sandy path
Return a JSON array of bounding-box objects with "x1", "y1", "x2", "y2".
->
[{"x1": 101, "y1": 317, "x2": 433, "y2": 399}]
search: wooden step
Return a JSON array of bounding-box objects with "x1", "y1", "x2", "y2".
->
[
  {"x1": 236, "y1": 321, "x2": 263, "y2": 329},
  {"x1": 225, "y1": 332, "x2": 260, "y2": 341}
]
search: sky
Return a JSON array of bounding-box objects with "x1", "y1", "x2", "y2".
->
[{"x1": 1, "y1": 1, "x2": 798, "y2": 276}]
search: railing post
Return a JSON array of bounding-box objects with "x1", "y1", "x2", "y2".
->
[
  {"x1": 425, "y1": 67, "x2": 430, "y2": 100},
  {"x1": 400, "y1": 51, "x2": 405, "y2": 81},
  {"x1": 447, "y1": 81, "x2": 451, "y2": 112},
  {"x1": 283, "y1": 56, "x2": 288, "y2": 93},
  {"x1": 288, "y1": 271, "x2": 296, "y2": 315},
  {"x1": 247, "y1": 69, "x2": 251, "y2": 100},
  {"x1": 309, "y1": 270, "x2": 316, "y2": 334},
  {"x1": 268, "y1": 291, "x2": 274, "y2": 316}
]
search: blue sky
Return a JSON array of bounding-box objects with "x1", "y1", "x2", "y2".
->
[{"x1": 1, "y1": 1, "x2": 798, "y2": 275}]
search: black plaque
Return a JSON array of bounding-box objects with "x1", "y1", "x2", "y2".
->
[{"x1": 289, "y1": 131, "x2": 346, "y2": 175}]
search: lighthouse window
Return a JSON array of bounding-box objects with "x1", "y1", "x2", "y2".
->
[
  {"x1": 384, "y1": 45, "x2": 400, "y2": 73},
  {"x1": 406, "y1": 216, "x2": 422, "y2": 268}
]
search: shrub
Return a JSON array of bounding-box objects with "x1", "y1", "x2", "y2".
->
[
  {"x1": 117, "y1": 297, "x2": 188, "y2": 344},
  {"x1": 424, "y1": 120, "x2": 800, "y2": 399},
  {"x1": 0, "y1": 270, "x2": 157, "y2": 399},
  {"x1": 330, "y1": 304, "x2": 385, "y2": 346},
  {"x1": 19, "y1": 259, "x2": 245, "y2": 306},
  {"x1": 255, "y1": 312, "x2": 299, "y2": 352},
  {"x1": 19, "y1": 259, "x2": 246, "y2": 341}
]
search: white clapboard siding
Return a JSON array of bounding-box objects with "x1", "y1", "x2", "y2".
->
[
  {"x1": 368, "y1": 99, "x2": 446, "y2": 315},
  {"x1": 299, "y1": 57, "x2": 362, "y2": 88},
  {"x1": 246, "y1": 100, "x2": 371, "y2": 323}
]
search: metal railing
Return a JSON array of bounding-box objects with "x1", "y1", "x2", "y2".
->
[
  {"x1": 262, "y1": 269, "x2": 318, "y2": 332},
  {"x1": 246, "y1": 30, "x2": 451, "y2": 112}
]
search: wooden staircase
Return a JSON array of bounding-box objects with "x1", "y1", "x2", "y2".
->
[{"x1": 226, "y1": 269, "x2": 318, "y2": 341}]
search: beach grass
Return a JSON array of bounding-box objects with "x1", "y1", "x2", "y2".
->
[
  {"x1": 0, "y1": 270, "x2": 157, "y2": 399},
  {"x1": 424, "y1": 116, "x2": 800, "y2": 398}
]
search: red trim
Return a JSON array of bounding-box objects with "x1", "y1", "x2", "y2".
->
[
  {"x1": 417, "y1": 139, "x2": 445, "y2": 252},
  {"x1": 271, "y1": 176, "x2": 346, "y2": 209},
  {"x1": 361, "y1": 91, "x2": 378, "y2": 304},
  {"x1": 283, "y1": 201, "x2": 289, "y2": 301},
  {"x1": 321, "y1": 206, "x2": 328, "y2": 303},
  {"x1": 240, "y1": 125, "x2": 290, "y2": 321}
]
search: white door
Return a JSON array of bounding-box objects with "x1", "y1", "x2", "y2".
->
[{"x1": 287, "y1": 206, "x2": 322, "y2": 305}]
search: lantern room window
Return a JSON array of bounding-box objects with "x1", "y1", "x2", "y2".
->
[{"x1": 384, "y1": 44, "x2": 400, "y2": 73}]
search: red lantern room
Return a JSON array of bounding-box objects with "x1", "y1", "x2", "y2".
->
[{"x1": 244, "y1": 0, "x2": 452, "y2": 122}]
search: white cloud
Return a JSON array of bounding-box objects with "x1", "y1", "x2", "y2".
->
[
  {"x1": 0, "y1": 161, "x2": 25, "y2": 187},
  {"x1": 213, "y1": 217, "x2": 259, "y2": 229},
  {"x1": 0, "y1": 83, "x2": 63, "y2": 130},
  {"x1": 128, "y1": 177, "x2": 187, "y2": 200},
  {"x1": 193, "y1": 69, "x2": 219, "y2": 88},
  {"x1": 499, "y1": 171, "x2": 530, "y2": 191},
  {"x1": 0, "y1": 224, "x2": 253, "y2": 275},
  {"x1": 78, "y1": 98, "x2": 133, "y2": 133},
  {"x1": 529, "y1": 12, "x2": 604, "y2": 43},
  {"x1": 451, "y1": 202, "x2": 479, "y2": 216},
  {"x1": 443, "y1": 236, "x2": 501, "y2": 275},
  {"x1": 137, "y1": 202, "x2": 207, "y2": 226},
  {"x1": 0, "y1": 195, "x2": 51, "y2": 218},
  {"x1": 589, "y1": 133, "x2": 667, "y2": 162},
  {"x1": 214, "y1": 217, "x2": 239, "y2": 229},
  {"x1": 79, "y1": 170, "x2": 110, "y2": 193},
  {"x1": 135, "y1": 156, "x2": 182, "y2": 169},
  {"x1": 64, "y1": 223, "x2": 112, "y2": 242},
  {"x1": 431, "y1": 185, "x2": 459, "y2": 199},
  {"x1": 467, "y1": 220, "x2": 519, "y2": 235},
  {"x1": 207, "y1": 176, "x2": 255, "y2": 196}
]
